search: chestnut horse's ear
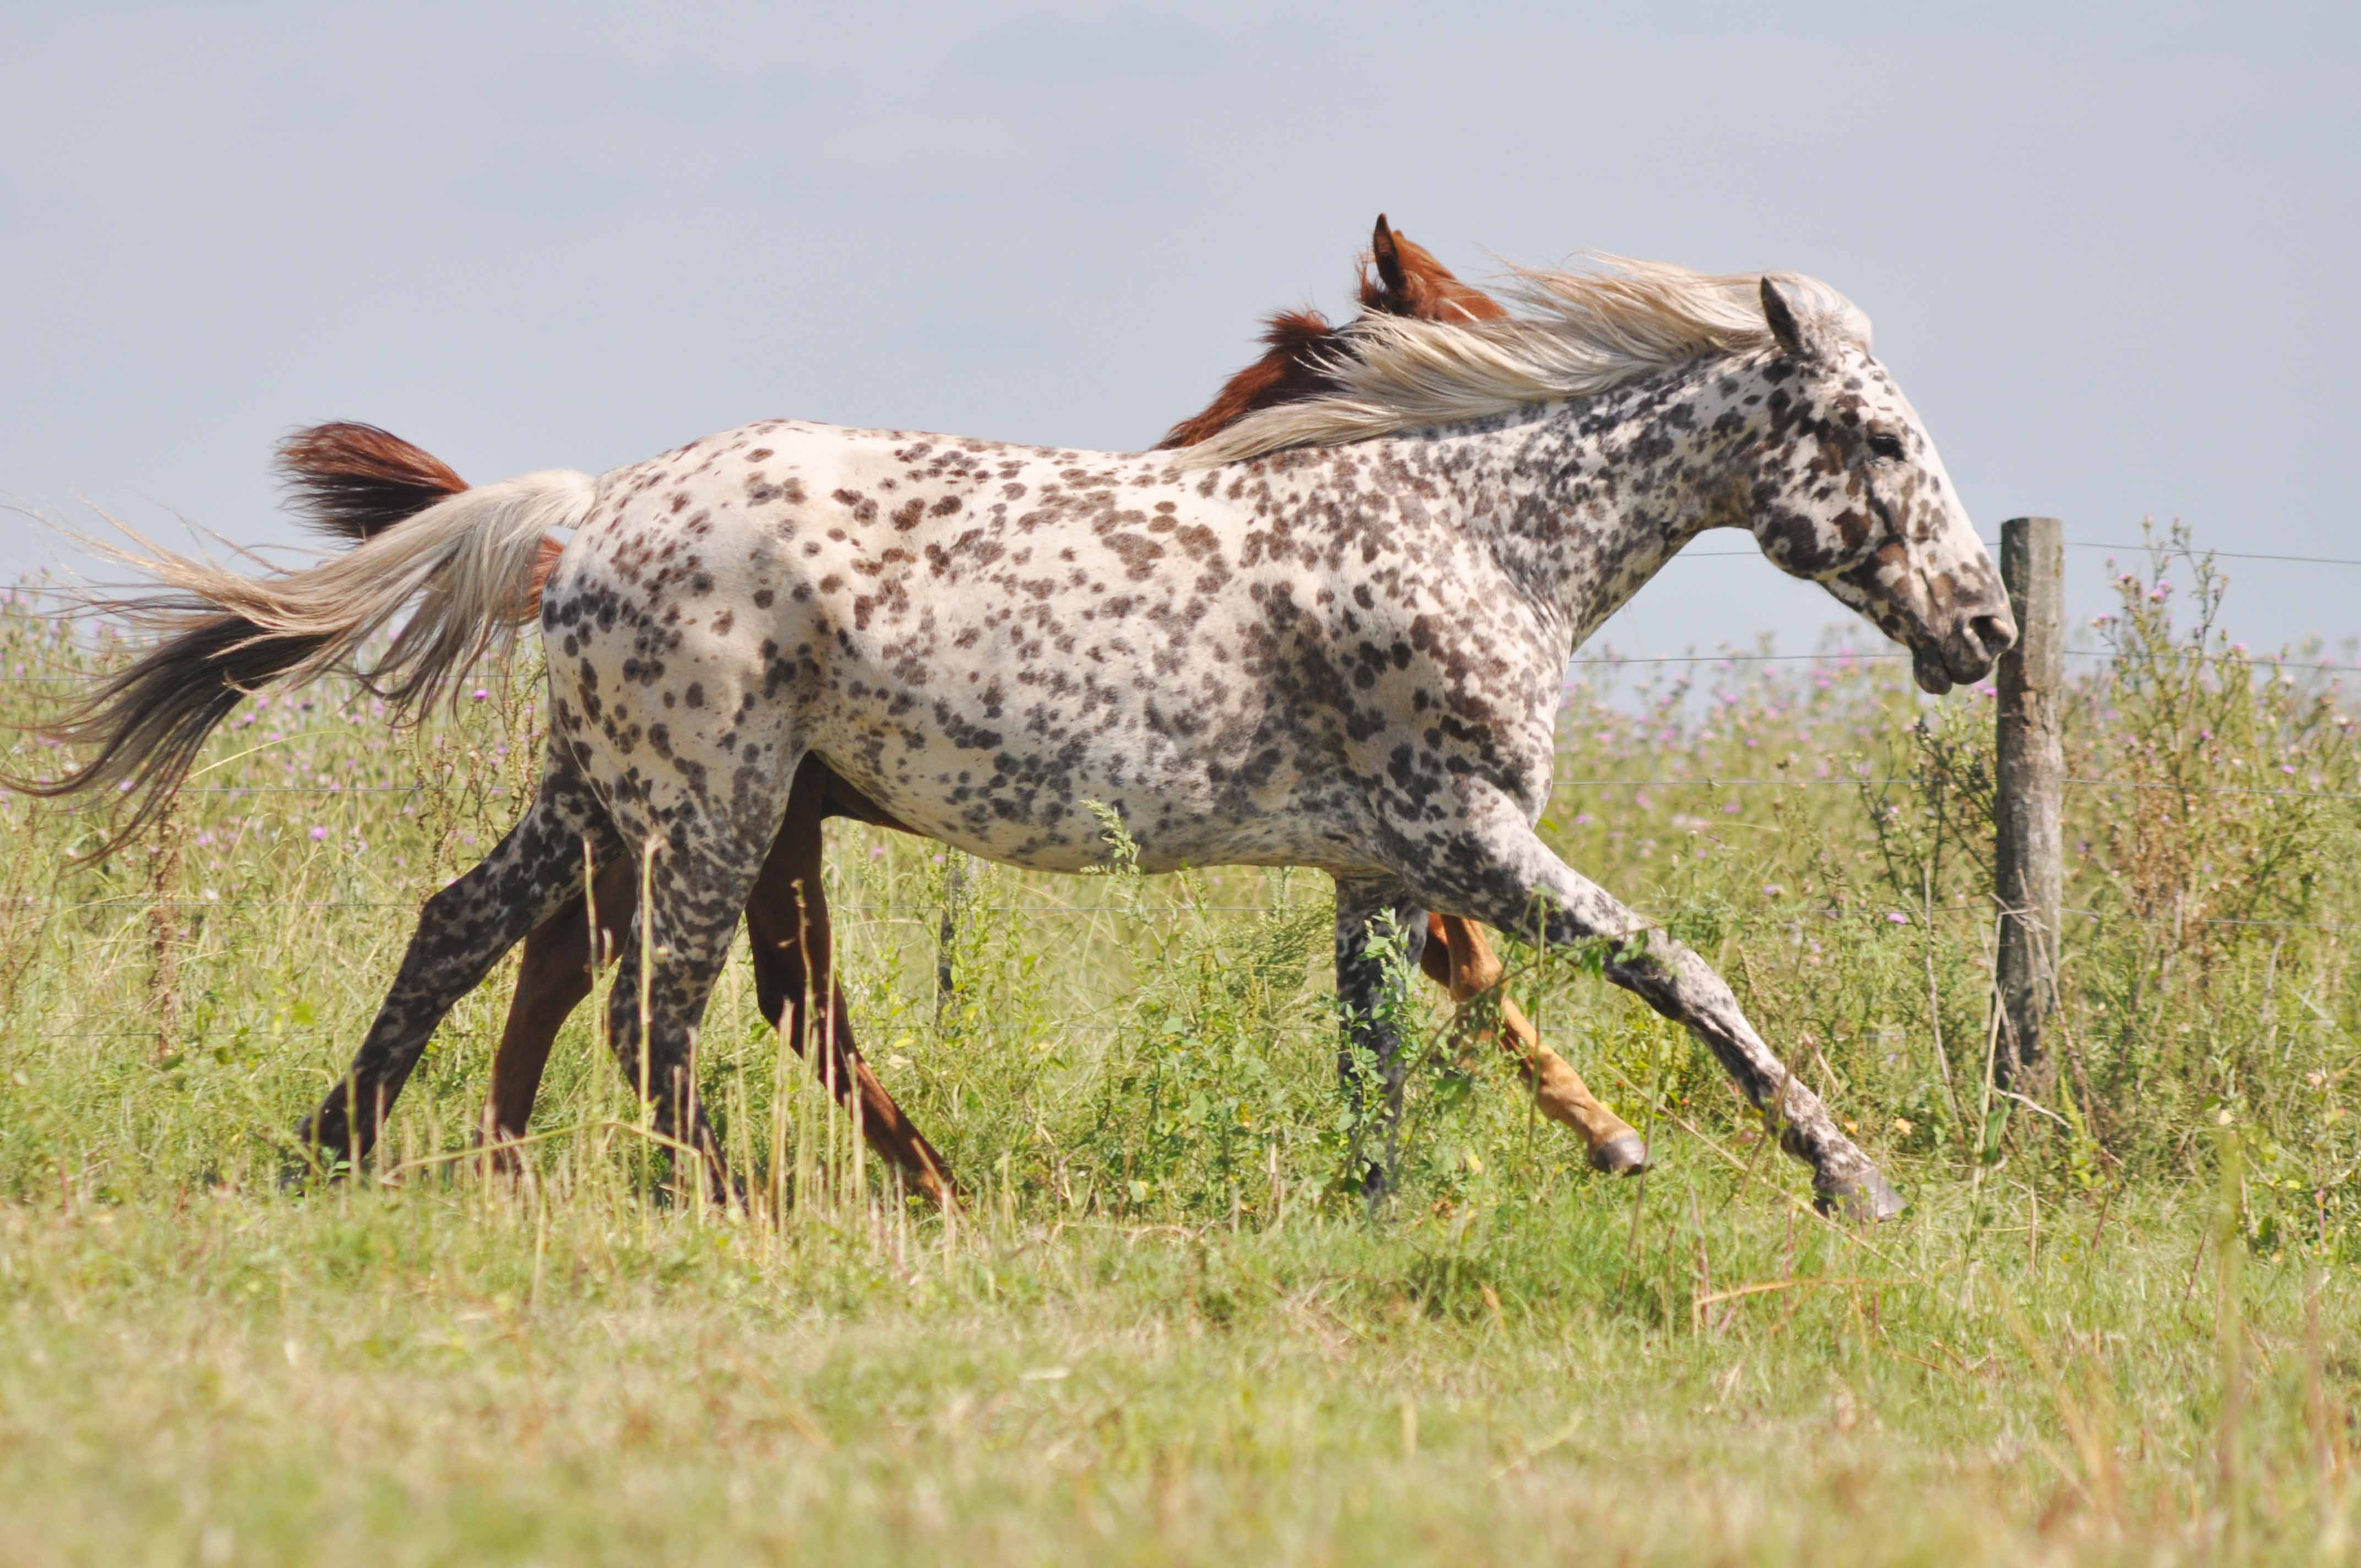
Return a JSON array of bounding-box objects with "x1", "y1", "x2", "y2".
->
[
  {"x1": 1370, "y1": 214, "x2": 1410, "y2": 305},
  {"x1": 1759, "y1": 276, "x2": 1830, "y2": 362}
]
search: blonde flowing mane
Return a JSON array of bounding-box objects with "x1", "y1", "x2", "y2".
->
[{"x1": 1177, "y1": 255, "x2": 1872, "y2": 467}]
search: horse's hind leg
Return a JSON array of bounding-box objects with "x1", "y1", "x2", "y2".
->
[
  {"x1": 1335, "y1": 878, "x2": 1429, "y2": 1206},
  {"x1": 1405, "y1": 788, "x2": 1902, "y2": 1220},
  {"x1": 481, "y1": 857, "x2": 640, "y2": 1163},
  {"x1": 302, "y1": 770, "x2": 619, "y2": 1172},
  {"x1": 1421, "y1": 914, "x2": 1648, "y2": 1174},
  {"x1": 599, "y1": 810, "x2": 787, "y2": 1206},
  {"x1": 742, "y1": 809, "x2": 959, "y2": 1208}
]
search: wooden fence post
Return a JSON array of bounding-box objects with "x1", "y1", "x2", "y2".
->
[{"x1": 1994, "y1": 516, "x2": 2064, "y2": 1095}]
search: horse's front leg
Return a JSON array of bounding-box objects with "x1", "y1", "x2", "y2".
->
[
  {"x1": 1406, "y1": 793, "x2": 1902, "y2": 1219},
  {"x1": 1334, "y1": 878, "x2": 1429, "y2": 1207},
  {"x1": 1421, "y1": 914, "x2": 1649, "y2": 1174}
]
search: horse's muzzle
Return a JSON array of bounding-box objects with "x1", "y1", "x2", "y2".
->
[{"x1": 1913, "y1": 607, "x2": 2017, "y2": 695}]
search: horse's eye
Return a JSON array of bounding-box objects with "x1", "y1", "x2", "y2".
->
[{"x1": 1867, "y1": 432, "x2": 1906, "y2": 462}]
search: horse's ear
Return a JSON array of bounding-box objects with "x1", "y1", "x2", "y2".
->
[
  {"x1": 1760, "y1": 276, "x2": 1829, "y2": 362},
  {"x1": 1371, "y1": 214, "x2": 1410, "y2": 303}
]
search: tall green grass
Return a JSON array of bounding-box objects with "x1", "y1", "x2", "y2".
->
[{"x1": 0, "y1": 527, "x2": 2354, "y2": 1562}]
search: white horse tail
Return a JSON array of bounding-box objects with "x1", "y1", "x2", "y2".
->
[{"x1": 10, "y1": 466, "x2": 596, "y2": 852}]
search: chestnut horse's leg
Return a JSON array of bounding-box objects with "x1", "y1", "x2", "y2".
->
[
  {"x1": 741, "y1": 798, "x2": 959, "y2": 1209},
  {"x1": 480, "y1": 857, "x2": 640, "y2": 1163},
  {"x1": 1421, "y1": 913, "x2": 1647, "y2": 1174}
]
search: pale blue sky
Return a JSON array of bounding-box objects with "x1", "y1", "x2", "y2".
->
[{"x1": 4, "y1": 2, "x2": 2355, "y2": 660}]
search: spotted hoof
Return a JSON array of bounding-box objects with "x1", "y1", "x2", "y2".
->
[
  {"x1": 1588, "y1": 1133, "x2": 1650, "y2": 1176},
  {"x1": 1814, "y1": 1167, "x2": 1905, "y2": 1222}
]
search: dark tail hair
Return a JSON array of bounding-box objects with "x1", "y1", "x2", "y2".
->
[
  {"x1": 6, "y1": 424, "x2": 581, "y2": 858},
  {"x1": 11, "y1": 613, "x2": 342, "y2": 856}
]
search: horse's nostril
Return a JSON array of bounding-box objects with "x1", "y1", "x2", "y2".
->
[{"x1": 1969, "y1": 613, "x2": 2015, "y2": 660}]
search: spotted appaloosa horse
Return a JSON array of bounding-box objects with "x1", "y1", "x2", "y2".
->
[
  {"x1": 263, "y1": 215, "x2": 1647, "y2": 1202},
  {"x1": 28, "y1": 250, "x2": 2013, "y2": 1217}
]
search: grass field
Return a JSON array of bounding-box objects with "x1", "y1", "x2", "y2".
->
[{"x1": 1, "y1": 533, "x2": 2356, "y2": 1563}]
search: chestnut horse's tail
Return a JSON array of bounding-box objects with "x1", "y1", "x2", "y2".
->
[
  {"x1": 10, "y1": 424, "x2": 586, "y2": 853},
  {"x1": 275, "y1": 422, "x2": 473, "y2": 543}
]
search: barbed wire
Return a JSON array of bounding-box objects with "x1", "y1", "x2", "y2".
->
[
  {"x1": 1566, "y1": 649, "x2": 2359, "y2": 673},
  {"x1": 2065, "y1": 542, "x2": 2361, "y2": 569},
  {"x1": 1525, "y1": 537, "x2": 2361, "y2": 568}
]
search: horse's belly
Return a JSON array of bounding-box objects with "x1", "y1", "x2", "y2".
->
[{"x1": 808, "y1": 726, "x2": 1376, "y2": 878}]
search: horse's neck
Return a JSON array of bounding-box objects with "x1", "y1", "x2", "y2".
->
[{"x1": 1378, "y1": 358, "x2": 1747, "y2": 651}]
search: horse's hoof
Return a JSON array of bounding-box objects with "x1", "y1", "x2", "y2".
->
[
  {"x1": 1588, "y1": 1133, "x2": 1650, "y2": 1176},
  {"x1": 1814, "y1": 1167, "x2": 1905, "y2": 1222}
]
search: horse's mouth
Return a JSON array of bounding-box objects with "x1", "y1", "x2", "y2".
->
[
  {"x1": 1912, "y1": 647, "x2": 1955, "y2": 696},
  {"x1": 1912, "y1": 637, "x2": 2003, "y2": 696}
]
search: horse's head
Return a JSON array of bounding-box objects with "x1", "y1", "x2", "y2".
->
[{"x1": 1739, "y1": 278, "x2": 2014, "y2": 695}]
